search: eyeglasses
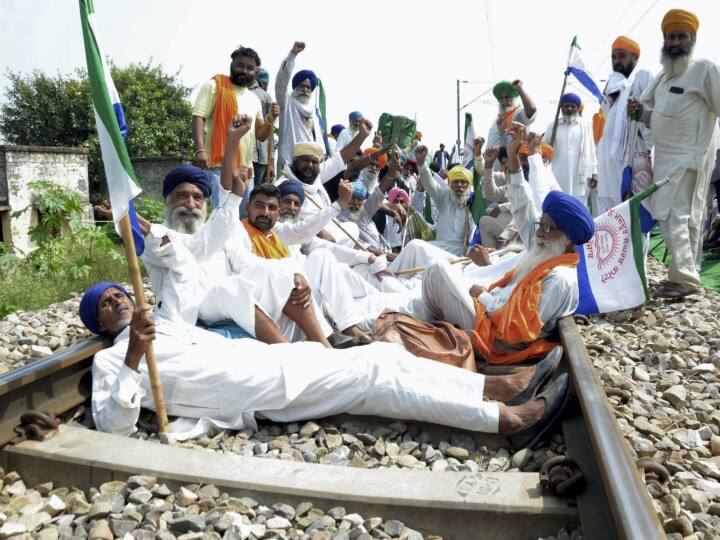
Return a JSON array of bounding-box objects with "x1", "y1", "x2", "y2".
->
[{"x1": 534, "y1": 221, "x2": 559, "y2": 234}]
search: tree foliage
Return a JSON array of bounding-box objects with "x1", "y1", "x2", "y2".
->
[{"x1": 0, "y1": 62, "x2": 193, "y2": 196}]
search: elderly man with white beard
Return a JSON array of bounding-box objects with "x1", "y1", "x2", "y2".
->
[
  {"x1": 421, "y1": 125, "x2": 595, "y2": 366},
  {"x1": 334, "y1": 111, "x2": 364, "y2": 151},
  {"x1": 628, "y1": 8, "x2": 720, "y2": 300},
  {"x1": 414, "y1": 146, "x2": 476, "y2": 257},
  {"x1": 275, "y1": 41, "x2": 325, "y2": 171},
  {"x1": 486, "y1": 80, "x2": 537, "y2": 155},
  {"x1": 542, "y1": 93, "x2": 597, "y2": 208}
]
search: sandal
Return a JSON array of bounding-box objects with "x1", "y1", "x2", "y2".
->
[{"x1": 653, "y1": 282, "x2": 700, "y2": 300}]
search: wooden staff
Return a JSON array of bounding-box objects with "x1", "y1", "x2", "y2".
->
[
  {"x1": 305, "y1": 193, "x2": 370, "y2": 252},
  {"x1": 119, "y1": 214, "x2": 169, "y2": 442},
  {"x1": 395, "y1": 257, "x2": 470, "y2": 276}
]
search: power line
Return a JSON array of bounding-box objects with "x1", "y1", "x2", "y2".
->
[
  {"x1": 483, "y1": 0, "x2": 496, "y2": 78},
  {"x1": 599, "y1": 0, "x2": 637, "y2": 47}
]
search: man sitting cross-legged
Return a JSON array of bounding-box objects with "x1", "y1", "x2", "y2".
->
[
  {"x1": 81, "y1": 282, "x2": 571, "y2": 449},
  {"x1": 421, "y1": 125, "x2": 595, "y2": 365}
]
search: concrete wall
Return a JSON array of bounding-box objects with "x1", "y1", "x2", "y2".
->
[
  {"x1": 0, "y1": 145, "x2": 92, "y2": 254},
  {"x1": 131, "y1": 156, "x2": 191, "y2": 201}
]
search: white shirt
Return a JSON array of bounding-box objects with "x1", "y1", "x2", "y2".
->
[{"x1": 543, "y1": 118, "x2": 597, "y2": 198}]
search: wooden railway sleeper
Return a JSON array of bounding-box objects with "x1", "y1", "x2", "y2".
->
[
  {"x1": 539, "y1": 456, "x2": 586, "y2": 498},
  {"x1": 8, "y1": 410, "x2": 61, "y2": 445}
]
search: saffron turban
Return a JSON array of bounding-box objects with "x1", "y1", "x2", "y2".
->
[
  {"x1": 351, "y1": 181, "x2": 368, "y2": 199},
  {"x1": 80, "y1": 282, "x2": 131, "y2": 335},
  {"x1": 363, "y1": 147, "x2": 388, "y2": 169},
  {"x1": 661, "y1": 9, "x2": 699, "y2": 35},
  {"x1": 388, "y1": 187, "x2": 410, "y2": 205},
  {"x1": 518, "y1": 143, "x2": 554, "y2": 163},
  {"x1": 256, "y1": 69, "x2": 269, "y2": 85},
  {"x1": 492, "y1": 81, "x2": 519, "y2": 101},
  {"x1": 542, "y1": 190, "x2": 595, "y2": 245},
  {"x1": 560, "y1": 93, "x2": 581, "y2": 107},
  {"x1": 349, "y1": 111, "x2": 363, "y2": 121},
  {"x1": 278, "y1": 180, "x2": 305, "y2": 205},
  {"x1": 293, "y1": 142, "x2": 325, "y2": 159},
  {"x1": 330, "y1": 124, "x2": 345, "y2": 136},
  {"x1": 163, "y1": 165, "x2": 211, "y2": 199},
  {"x1": 447, "y1": 165, "x2": 473, "y2": 183},
  {"x1": 611, "y1": 36, "x2": 641, "y2": 57},
  {"x1": 291, "y1": 69, "x2": 318, "y2": 90}
]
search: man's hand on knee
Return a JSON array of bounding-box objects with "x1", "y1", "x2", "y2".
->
[{"x1": 289, "y1": 273, "x2": 312, "y2": 308}]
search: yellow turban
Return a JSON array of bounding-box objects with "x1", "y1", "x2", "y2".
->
[
  {"x1": 661, "y1": 9, "x2": 699, "y2": 35},
  {"x1": 447, "y1": 165, "x2": 472, "y2": 183},
  {"x1": 611, "y1": 36, "x2": 640, "y2": 57},
  {"x1": 293, "y1": 142, "x2": 325, "y2": 160}
]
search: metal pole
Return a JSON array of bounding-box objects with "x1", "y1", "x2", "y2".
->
[
  {"x1": 549, "y1": 71, "x2": 569, "y2": 147},
  {"x1": 456, "y1": 79, "x2": 461, "y2": 155}
]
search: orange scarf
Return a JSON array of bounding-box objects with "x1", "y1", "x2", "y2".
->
[
  {"x1": 209, "y1": 74, "x2": 242, "y2": 169},
  {"x1": 242, "y1": 219, "x2": 290, "y2": 260},
  {"x1": 498, "y1": 106, "x2": 519, "y2": 134},
  {"x1": 592, "y1": 108, "x2": 605, "y2": 144},
  {"x1": 470, "y1": 252, "x2": 579, "y2": 365}
]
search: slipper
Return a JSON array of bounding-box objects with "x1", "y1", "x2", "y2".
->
[
  {"x1": 330, "y1": 334, "x2": 372, "y2": 349},
  {"x1": 653, "y1": 283, "x2": 700, "y2": 300},
  {"x1": 505, "y1": 346, "x2": 563, "y2": 406},
  {"x1": 508, "y1": 373, "x2": 570, "y2": 450}
]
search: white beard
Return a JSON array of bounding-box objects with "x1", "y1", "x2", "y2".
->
[
  {"x1": 512, "y1": 235, "x2": 569, "y2": 282},
  {"x1": 345, "y1": 208, "x2": 363, "y2": 222},
  {"x1": 279, "y1": 213, "x2": 298, "y2": 224},
  {"x1": 165, "y1": 205, "x2": 206, "y2": 234},
  {"x1": 562, "y1": 113, "x2": 578, "y2": 124},
  {"x1": 292, "y1": 89, "x2": 312, "y2": 105},
  {"x1": 661, "y1": 53, "x2": 691, "y2": 78},
  {"x1": 452, "y1": 190, "x2": 471, "y2": 206}
]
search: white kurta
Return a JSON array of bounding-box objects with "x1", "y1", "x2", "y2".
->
[
  {"x1": 543, "y1": 118, "x2": 597, "y2": 202},
  {"x1": 419, "y1": 165, "x2": 475, "y2": 256},
  {"x1": 275, "y1": 52, "x2": 324, "y2": 171},
  {"x1": 596, "y1": 68, "x2": 653, "y2": 213},
  {"x1": 334, "y1": 127, "x2": 358, "y2": 152},
  {"x1": 91, "y1": 320, "x2": 499, "y2": 439},
  {"x1": 338, "y1": 185, "x2": 391, "y2": 252},
  {"x1": 419, "y1": 159, "x2": 579, "y2": 350},
  {"x1": 486, "y1": 107, "x2": 536, "y2": 149},
  {"x1": 639, "y1": 59, "x2": 720, "y2": 288}
]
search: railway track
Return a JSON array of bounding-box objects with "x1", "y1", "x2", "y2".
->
[{"x1": 0, "y1": 318, "x2": 664, "y2": 539}]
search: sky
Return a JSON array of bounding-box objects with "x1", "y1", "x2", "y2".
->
[{"x1": 1, "y1": 0, "x2": 718, "y2": 154}]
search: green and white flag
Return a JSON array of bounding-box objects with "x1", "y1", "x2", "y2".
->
[{"x1": 79, "y1": 0, "x2": 144, "y2": 252}]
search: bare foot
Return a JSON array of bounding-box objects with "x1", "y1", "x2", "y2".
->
[{"x1": 484, "y1": 366, "x2": 538, "y2": 402}]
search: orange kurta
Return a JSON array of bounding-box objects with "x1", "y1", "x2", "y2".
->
[{"x1": 471, "y1": 252, "x2": 579, "y2": 365}]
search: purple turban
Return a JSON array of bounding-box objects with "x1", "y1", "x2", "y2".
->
[
  {"x1": 542, "y1": 190, "x2": 595, "y2": 245},
  {"x1": 560, "y1": 93, "x2": 582, "y2": 107},
  {"x1": 79, "y1": 282, "x2": 132, "y2": 335},
  {"x1": 163, "y1": 165, "x2": 211, "y2": 199},
  {"x1": 291, "y1": 70, "x2": 318, "y2": 90},
  {"x1": 330, "y1": 124, "x2": 345, "y2": 137},
  {"x1": 278, "y1": 180, "x2": 305, "y2": 205}
]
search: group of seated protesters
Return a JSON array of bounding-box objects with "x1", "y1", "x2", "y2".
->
[{"x1": 81, "y1": 112, "x2": 595, "y2": 451}]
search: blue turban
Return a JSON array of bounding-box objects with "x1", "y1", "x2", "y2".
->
[
  {"x1": 351, "y1": 181, "x2": 368, "y2": 199},
  {"x1": 330, "y1": 124, "x2": 345, "y2": 137},
  {"x1": 542, "y1": 191, "x2": 595, "y2": 245},
  {"x1": 79, "y1": 282, "x2": 132, "y2": 335},
  {"x1": 348, "y1": 111, "x2": 363, "y2": 121},
  {"x1": 560, "y1": 93, "x2": 581, "y2": 107},
  {"x1": 278, "y1": 180, "x2": 305, "y2": 205},
  {"x1": 291, "y1": 70, "x2": 318, "y2": 90},
  {"x1": 163, "y1": 165, "x2": 211, "y2": 199},
  {"x1": 256, "y1": 69, "x2": 269, "y2": 85}
]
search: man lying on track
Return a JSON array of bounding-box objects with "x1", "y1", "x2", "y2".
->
[{"x1": 80, "y1": 282, "x2": 570, "y2": 449}]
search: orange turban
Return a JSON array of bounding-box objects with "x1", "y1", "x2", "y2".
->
[
  {"x1": 363, "y1": 147, "x2": 388, "y2": 169},
  {"x1": 518, "y1": 143, "x2": 554, "y2": 163},
  {"x1": 611, "y1": 36, "x2": 640, "y2": 57},
  {"x1": 661, "y1": 9, "x2": 699, "y2": 35}
]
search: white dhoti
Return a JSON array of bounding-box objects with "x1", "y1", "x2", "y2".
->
[
  {"x1": 478, "y1": 211, "x2": 513, "y2": 248},
  {"x1": 421, "y1": 259, "x2": 476, "y2": 329}
]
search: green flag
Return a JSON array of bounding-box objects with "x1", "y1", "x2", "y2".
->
[{"x1": 378, "y1": 113, "x2": 416, "y2": 149}]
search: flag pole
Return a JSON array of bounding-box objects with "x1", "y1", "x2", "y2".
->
[
  {"x1": 550, "y1": 37, "x2": 576, "y2": 147},
  {"x1": 119, "y1": 214, "x2": 170, "y2": 442}
]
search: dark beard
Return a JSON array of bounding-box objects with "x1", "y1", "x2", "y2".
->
[
  {"x1": 661, "y1": 42, "x2": 692, "y2": 60},
  {"x1": 229, "y1": 72, "x2": 251, "y2": 86},
  {"x1": 612, "y1": 63, "x2": 634, "y2": 78},
  {"x1": 291, "y1": 165, "x2": 318, "y2": 185}
]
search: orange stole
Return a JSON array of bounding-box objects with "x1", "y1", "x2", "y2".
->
[
  {"x1": 209, "y1": 74, "x2": 242, "y2": 169},
  {"x1": 470, "y1": 252, "x2": 579, "y2": 365},
  {"x1": 498, "y1": 106, "x2": 519, "y2": 133},
  {"x1": 242, "y1": 219, "x2": 290, "y2": 260}
]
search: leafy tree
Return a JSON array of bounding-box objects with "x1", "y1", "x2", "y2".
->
[{"x1": 0, "y1": 62, "x2": 193, "y2": 196}]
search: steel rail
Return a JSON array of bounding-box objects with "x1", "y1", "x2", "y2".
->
[{"x1": 558, "y1": 318, "x2": 664, "y2": 540}]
